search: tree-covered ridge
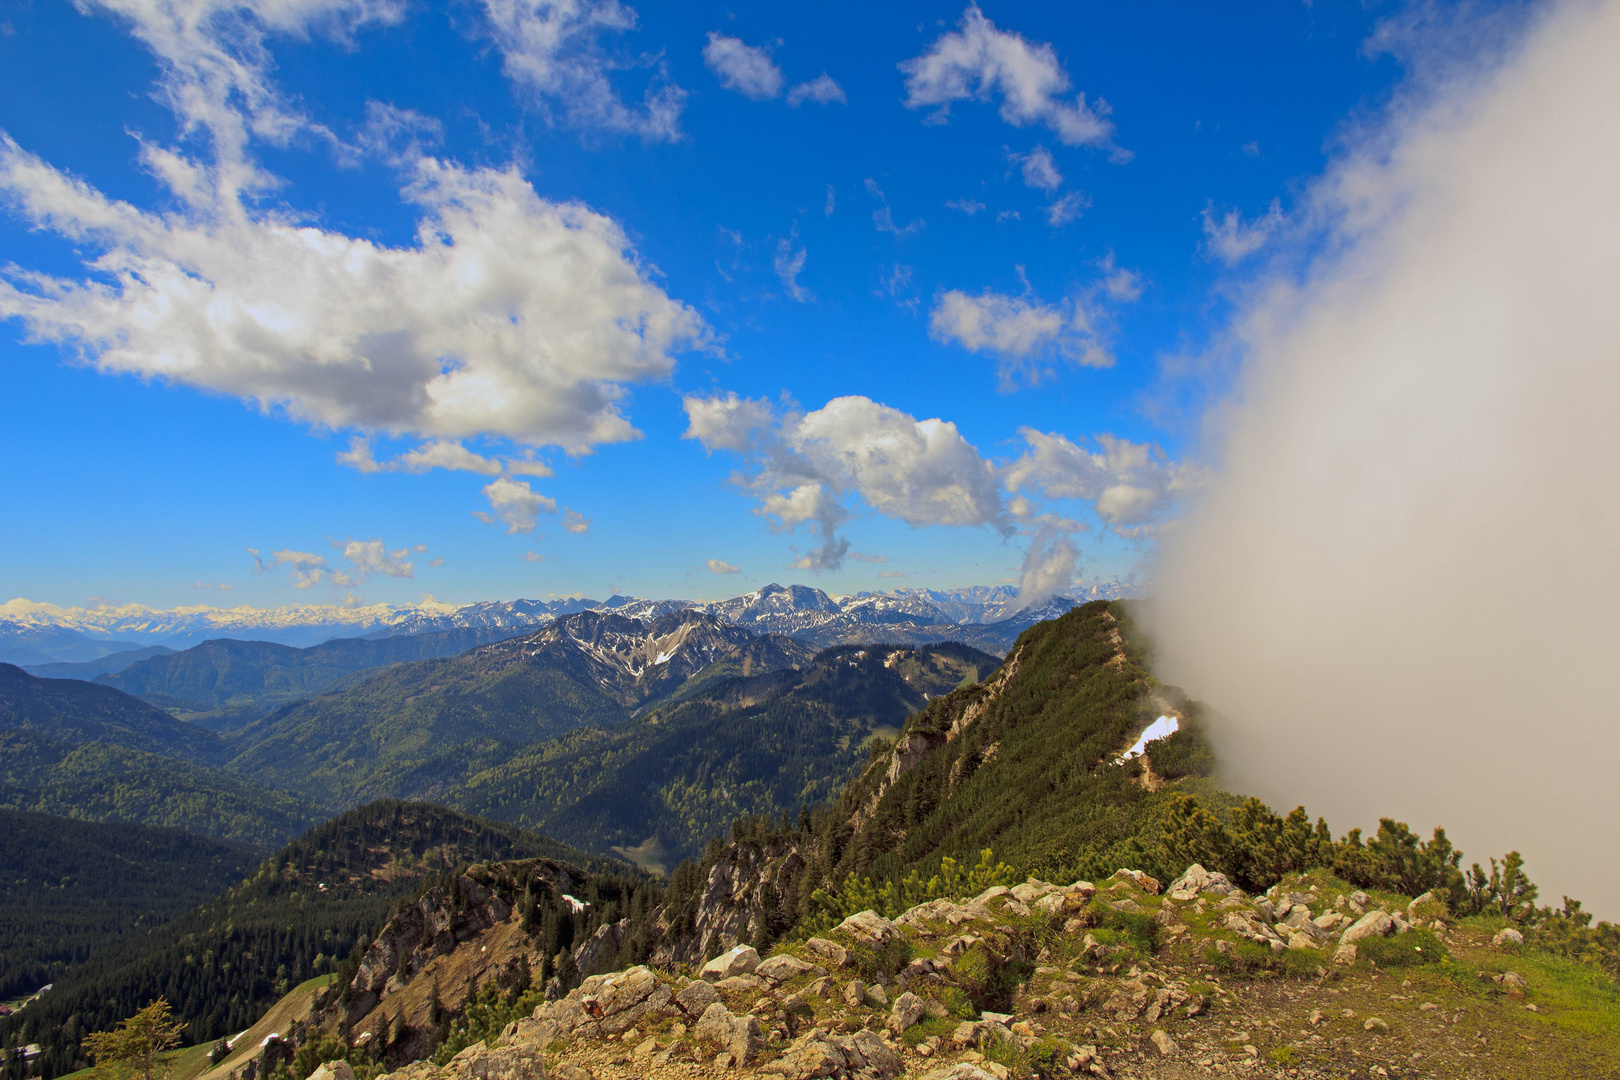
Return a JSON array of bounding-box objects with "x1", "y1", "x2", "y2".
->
[
  {"x1": 0, "y1": 802, "x2": 629, "y2": 1080},
  {"x1": 0, "y1": 730, "x2": 320, "y2": 849},
  {"x1": 95, "y1": 626, "x2": 546, "y2": 720},
  {"x1": 0, "y1": 664, "x2": 227, "y2": 765},
  {"x1": 0, "y1": 810, "x2": 257, "y2": 1000},
  {"x1": 447, "y1": 642, "x2": 998, "y2": 866}
]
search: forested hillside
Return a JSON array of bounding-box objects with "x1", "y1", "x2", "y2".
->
[
  {"x1": 222, "y1": 612, "x2": 813, "y2": 808},
  {"x1": 0, "y1": 802, "x2": 629, "y2": 1078},
  {"x1": 0, "y1": 664, "x2": 227, "y2": 764},
  {"x1": 95, "y1": 626, "x2": 545, "y2": 724},
  {"x1": 0, "y1": 729, "x2": 320, "y2": 849},
  {"x1": 0, "y1": 811, "x2": 256, "y2": 999},
  {"x1": 449, "y1": 642, "x2": 996, "y2": 867}
]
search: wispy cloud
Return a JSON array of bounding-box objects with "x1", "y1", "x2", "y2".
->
[{"x1": 703, "y1": 32, "x2": 783, "y2": 99}]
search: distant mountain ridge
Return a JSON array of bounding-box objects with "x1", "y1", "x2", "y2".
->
[{"x1": 2, "y1": 580, "x2": 1138, "y2": 657}]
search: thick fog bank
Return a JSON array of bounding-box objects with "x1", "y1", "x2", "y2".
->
[{"x1": 1150, "y1": 1, "x2": 1620, "y2": 915}]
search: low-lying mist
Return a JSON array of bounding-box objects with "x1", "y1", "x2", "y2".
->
[{"x1": 1150, "y1": 0, "x2": 1620, "y2": 915}]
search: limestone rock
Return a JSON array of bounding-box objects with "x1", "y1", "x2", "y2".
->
[
  {"x1": 1340, "y1": 911, "x2": 1394, "y2": 946},
  {"x1": 756, "y1": 954, "x2": 825, "y2": 983},
  {"x1": 442, "y1": 1043, "x2": 545, "y2": 1080},
  {"x1": 701, "y1": 945, "x2": 761, "y2": 981},
  {"x1": 836, "y1": 910, "x2": 904, "y2": 949},
  {"x1": 1166, "y1": 864, "x2": 1235, "y2": 900},
  {"x1": 890, "y1": 991, "x2": 926, "y2": 1033},
  {"x1": 693, "y1": 1002, "x2": 762, "y2": 1066},
  {"x1": 1364, "y1": 1017, "x2": 1390, "y2": 1032},
  {"x1": 675, "y1": 979, "x2": 720, "y2": 1017},
  {"x1": 920, "y1": 1068, "x2": 999, "y2": 1080},
  {"x1": 1150, "y1": 1029, "x2": 1178, "y2": 1057},
  {"x1": 760, "y1": 1029, "x2": 901, "y2": 1080},
  {"x1": 309, "y1": 1063, "x2": 354, "y2": 1080},
  {"x1": 844, "y1": 980, "x2": 869, "y2": 1008},
  {"x1": 1494, "y1": 927, "x2": 1525, "y2": 948},
  {"x1": 806, "y1": 937, "x2": 852, "y2": 967},
  {"x1": 1114, "y1": 869, "x2": 1161, "y2": 894},
  {"x1": 1334, "y1": 943, "x2": 1358, "y2": 965}
]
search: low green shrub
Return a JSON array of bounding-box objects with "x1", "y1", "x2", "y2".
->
[{"x1": 1358, "y1": 927, "x2": 1448, "y2": 969}]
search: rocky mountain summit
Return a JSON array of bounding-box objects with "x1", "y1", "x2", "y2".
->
[{"x1": 269, "y1": 858, "x2": 1578, "y2": 1080}]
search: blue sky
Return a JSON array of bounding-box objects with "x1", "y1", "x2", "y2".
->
[{"x1": 0, "y1": 0, "x2": 1410, "y2": 610}]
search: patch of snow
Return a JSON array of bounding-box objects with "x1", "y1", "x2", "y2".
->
[
  {"x1": 654, "y1": 650, "x2": 671, "y2": 665},
  {"x1": 1116, "y1": 715, "x2": 1179, "y2": 763},
  {"x1": 561, "y1": 894, "x2": 588, "y2": 914}
]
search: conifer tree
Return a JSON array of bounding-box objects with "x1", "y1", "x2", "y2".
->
[{"x1": 81, "y1": 999, "x2": 186, "y2": 1080}]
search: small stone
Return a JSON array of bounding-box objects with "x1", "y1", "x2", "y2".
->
[
  {"x1": 1493, "y1": 927, "x2": 1526, "y2": 948},
  {"x1": 844, "y1": 980, "x2": 868, "y2": 1008},
  {"x1": 1150, "y1": 1029, "x2": 1177, "y2": 1057},
  {"x1": 805, "y1": 938, "x2": 851, "y2": 968},
  {"x1": 890, "y1": 991, "x2": 926, "y2": 1032},
  {"x1": 1333, "y1": 943, "x2": 1358, "y2": 965},
  {"x1": 1364, "y1": 1017, "x2": 1390, "y2": 1032},
  {"x1": 1419, "y1": 1002, "x2": 1439, "y2": 1011},
  {"x1": 1308, "y1": 1009, "x2": 1324, "y2": 1025},
  {"x1": 701, "y1": 945, "x2": 761, "y2": 982},
  {"x1": 866, "y1": 984, "x2": 889, "y2": 1007},
  {"x1": 675, "y1": 980, "x2": 720, "y2": 1017}
]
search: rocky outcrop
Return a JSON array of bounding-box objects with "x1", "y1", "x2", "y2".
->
[{"x1": 652, "y1": 838, "x2": 805, "y2": 968}]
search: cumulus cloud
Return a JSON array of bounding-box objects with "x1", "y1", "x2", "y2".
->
[
  {"x1": 929, "y1": 267, "x2": 1137, "y2": 387},
  {"x1": 901, "y1": 5, "x2": 1122, "y2": 155},
  {"x1": 1014, "y1": 145, "x2": 1062, "y2": 191},
  {"x1": 704, "y1": 558, "x2": 740, "y2": 574},
  {"x1": 787, "y1": 73, "x2": 845, "y2": 107},
  {"x1": 684, "y1": 393, "x2": 1009, "y2": 571},
  {"x1": 1151, "y1": 0, "x2": 1620, "y2": 913},
  {"x1": 1003, "y1": 428, "x2": 1201, "y2": 537},
  {"x1": 481, "y1": 0, "x2": 686, "y2": 140},
  {"x1": 0, "y1": 147, "x2": 709, "y2": 453},
  {"x1": 703, "y1": 32, "x2": 783, "y2": 99},
  {"x1": 522, "y1": 550, "x2": 545, "y2": 562},
  {"x1": 478, "y1": 476, "x2": 555, "y2": 533},
  {"x1": 251, "y1": 536, "x2": 419, "y2": 589},
  {"x1": 1201, "y1": 198, "x2": 1286, "y2": 263},
  {"x1": 562, "y1": 509, "x2": 590, "y2": 534},
  {"x1": 393, "y1": 440, "x2": 504, "y2": 475}
]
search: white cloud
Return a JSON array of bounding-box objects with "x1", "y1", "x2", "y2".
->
[
  {"x1": 336, "y1": 538, "x2": 414, "y2": 577},
  {"x1": 393, "y1": 440, "x2": 504, "y2": 475},
  {"x1": 901, "y1": 5, "x2": 1123, "y2": 155},
  {"x1": 824, "y1": 184, "x2": 836, "y2": 216},
  {"x1": 1002, "y1": 428, "x2": 1201, "y2": 536},
  {"x1": 787, "y1": 73, "x2": 845, "y2": 107},
  {"x1": 683, "y1": 393, "x2": 1009, "y2": 570},
  {"x1": 562, "y1": 509, "x2": 590, "y2": 533},
  {"x1": 273, "y1": 548, "x2": 329, "y2": 589},
  {"x1": 704, "y1": 558, "x2": 740, "y2": 574},
  {"x1": 946, "y1": 197, "x2": 985, "y2": 215},
  {"x1": 877, "y1": 570, "x2": 905, "y2": 578},
  {"x1": 522, "y1": 551, "x2": 545, "y2": 562},
  {"x1": 355, "y1": 101, "x2": 443, "y2": 163},
  {"x1": 774, "y1": 237, "x2": 809, "y2": 301},
  {"x1": 1015, "y1": 145, "x2": 1062, "y2": 191},
  {"x1": 481, "y1": 0, "x2": 686, "y2": 140},
  {"x1": 702, "y1": 32, "x2": 783, "y2": 99},
  {"x1": 479, "y1": 476, "x2": 555, "y2": 533},
  {"x1": 1201, "y1": 198, "x2": 1286, "y2": 263},
  {"x1": 1045, "y1": 191, "x2": 1088, "y2": 226},
  {"x1": 929, "y1": 271, "x2": 1136, "y2": 387},
  {"x1": 505, "y1": 455, "x2": 555, "y2": 477},
  {"x1": 0, "y1": 146, "x2": 710, "y2": 454}
]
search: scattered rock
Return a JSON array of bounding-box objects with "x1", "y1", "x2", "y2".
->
[
  {"x1": 309, "y1": 1063, "x2": 354, "y2": 1080},
  {"x1": 1150, "y1": 1029, "x2": 1178, "y2": 1056},
  {"x1": 890, "y1": 991, "x2": 926, "y2": 1033},
  {"x1": 844, "y1": 980, "x2": 869, "y2": 1008},
  {"x1": 700, "y1": 945, "x2": 761, "y2": 982},
  {"x1": 1502, "y1": 971, "x2": 1529, "y2": 991},
  {"x1": 1364, "y1": 1017, "x2": 1390, "y2": 1032},
  {"x1": 1494, "y1": 927, "x2": 1526, "y2": 948},
  {"x1": 1113, "y1": 869, "x2": 1161, "y2": 894},
  {"x1": 1165, "y1": 864, "x2": 1235, "y2": 900},
  {"x1": 760, "y1": 1029, "x2": 901, "y2": 1080}
]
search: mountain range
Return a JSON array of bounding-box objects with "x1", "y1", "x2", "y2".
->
[{"x1": 0, "y1": 580, "x2": 1138, "y2": 661}]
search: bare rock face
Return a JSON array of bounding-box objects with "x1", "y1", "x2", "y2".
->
[
  {"x1": 700, "y1": 944, "x2": 761, "y2": 982},
  {"x1": 651, "y1": 838, "x2": 805, "y2": 968}
]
